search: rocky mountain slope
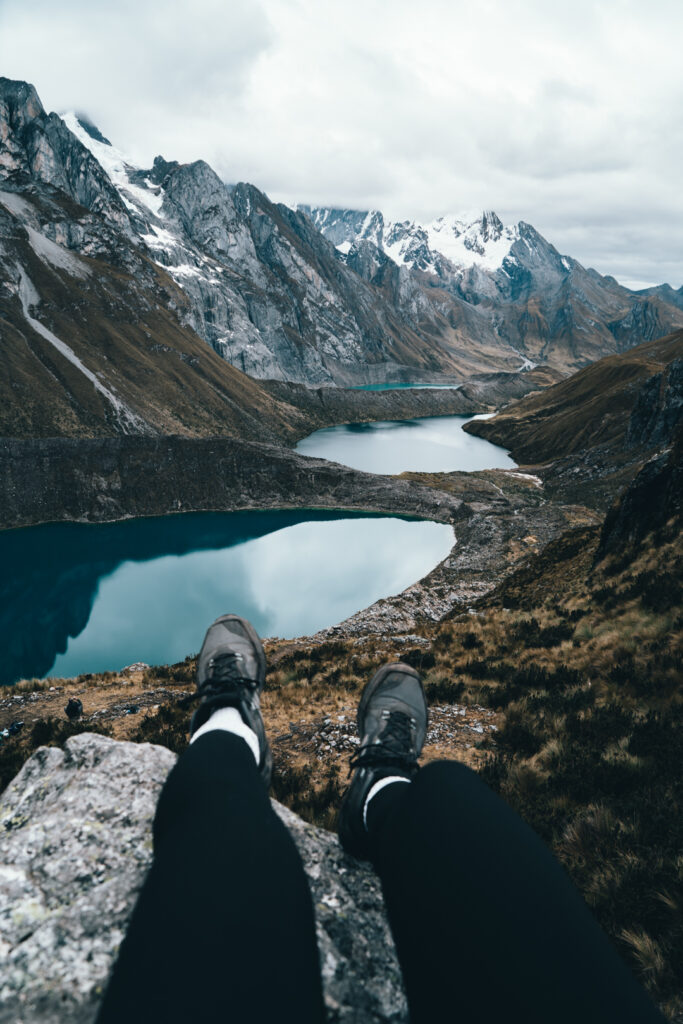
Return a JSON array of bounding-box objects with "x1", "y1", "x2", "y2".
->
[
  {"x1": 0, "y1": 81, "x2": 317, "y2": 441},
  {"x1": 40, "y1": 97, "x2": 475, "y2": 387},
  {"x1": 0, "y1": 77, "x2": 546, "y2": 440},
  {"x1": 302, "y1": 206, "x2": 683, "y2": 374},
  {"x1": 637, "y1": 282, "x2": 683, "y2": 312}
]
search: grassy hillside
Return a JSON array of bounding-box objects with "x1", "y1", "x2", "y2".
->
[{"x1": 465, "y1": 329, "x2": 683, "y2": 463}]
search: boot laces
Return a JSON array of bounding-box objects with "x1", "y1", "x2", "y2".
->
[
  {"x1": 349, "y1": 710, "x2": 417, "y2": 776},
  {"x1": 200, "y1": 651, "x2": 256, "y2": 699}
]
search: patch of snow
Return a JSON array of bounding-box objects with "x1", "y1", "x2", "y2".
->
[
  {"x1": 506, "y1": 471, "x2": 543, "y2": 488},
  {"x1": 61, "y1": 112, "x2": 164, "y2": 218},
  {"x1": 126, "y1": 182, "x2": 164, "y2": 218},
  {"x1": 420, "y1": 214, "x2": 518, "y2": 272},
  {"x1": 382, "y1": 233, "x2": 408, "y2": 267},
  {"x1": 166, "y1": 263, "x2": 202, "y2": 279},
  {"x1": 517, "y1": 356, "x2": 537, "y2": 371},
  {"x1": 141, "y1": 226, "x2": 178, "y2": 251},
  {"x1": 336, "y1": 240, "x2": 351, "y2": 255},
  {"x1": 561, "y1": 256, "x2": 572, "y2": 271},
  {"x1": 17, "y1": 267, "x2": 145, "y2": 432},
  {"x1": 26, "y1": 227, "x2": 90, "y2": 278}
]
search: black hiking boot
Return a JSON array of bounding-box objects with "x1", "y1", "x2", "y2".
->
[
  {"x1": 338, "y1": 662, "x2": 428, "y2": 859},
  {"x1": 190, "y1": 614, "x2": 272, "y2": 787}
]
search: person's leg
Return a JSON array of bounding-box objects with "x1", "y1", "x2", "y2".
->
[
  {"x1": 366, "y1": 762, "x2": 665, "y2": 1024},
  {"x1": 97, "y1": 615, "x2": 325, "y2": 1024},
  {"x1": 97, "y1": 731, "x2": 325, "y2": 1023},
  {"x1": 338, "y1": 661, "x2": 665, "y2": 1024}
]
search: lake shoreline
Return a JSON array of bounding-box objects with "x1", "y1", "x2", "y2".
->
[{"x1": 0, "y1": 435, "x2": 461, "y2": 531}]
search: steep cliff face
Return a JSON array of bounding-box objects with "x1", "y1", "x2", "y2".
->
[
  {"x1": 0, "y1": 81, "x2": 320, "y2": 441},
  {"x1": 0, "y1": 733, "x2": 407, "y2": 1023},
  {"x1": 598, "y1": 426, "x2": 682, "y2": 558},
  {"x1": 624, "y1": 358, "x2": 683, "y2": 449},
  {"x1": 0, "y1": 79, "x2": 133, "y2": 236},
  {"x1": 58, "y1": 105, "x2": 469, "y2": 386},
  {"x1": 0, "y1": 185, "x2": 309, "y2": 440}
]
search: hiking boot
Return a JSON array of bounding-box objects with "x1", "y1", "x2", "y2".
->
[
  {"x1": 338, "y1": 662, "x2": 428, "y2": 859},
  {"x1": 190, "y1": 614, "x2": 272, "y2": 786}
]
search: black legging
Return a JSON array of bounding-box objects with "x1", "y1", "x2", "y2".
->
[{"x1": 97, "y1": 731, "x2": 664, "y2": 1023}]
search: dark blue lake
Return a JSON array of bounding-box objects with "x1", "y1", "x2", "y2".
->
[{"x1": 1, "y1": 510, "x2": 453, "y2": 685}]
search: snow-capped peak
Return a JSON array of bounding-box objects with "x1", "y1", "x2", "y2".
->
[
  {"x1": 416, "y1": 210, "x2": 519, "y2": 272},
  {"x1": 60, "y1": 111, "x2": 163, "y2": 219},
  {"x1": 300, "y1": 205, "x2": 520, "y2": 275}
]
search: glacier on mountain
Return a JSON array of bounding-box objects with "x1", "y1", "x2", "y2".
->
[{"x1": 298, "y1": 205, "x2": 524, "y2": 276}]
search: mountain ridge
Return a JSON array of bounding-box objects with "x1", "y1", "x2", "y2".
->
[
  {"x1": 41, "y1": 87, "x2": 683, "y2": 383},
  {"x1": 300, "y1": 204, "x2": 683, "y2": 373}
]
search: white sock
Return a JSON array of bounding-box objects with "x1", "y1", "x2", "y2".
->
[
  {"x1": 363, "y1": 776, "x2": 411, "y2": 830},
  {"x1": 191, "y1": 706, "x2": 260, "y2": 766}
]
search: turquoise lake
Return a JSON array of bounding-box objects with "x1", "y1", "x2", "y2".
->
[
  {"x1": 295, "y1": 414, "x2": 515, "y2": 475},
  {"x1": 1, "y1": 510, "x2": 453, "y2": 685},
  {"x1": 352, "y1": 382, "x2": 461, "y2": 391}
]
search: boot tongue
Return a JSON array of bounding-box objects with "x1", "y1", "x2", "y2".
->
[{"x1": 379, "y1": 711, "x2": 412, "y2": 752}]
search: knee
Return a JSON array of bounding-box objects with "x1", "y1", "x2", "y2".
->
[
  {"x1": 413, "y1": 758, "x2": 494, "y2": 812},
  {"x1": 416, "y1": 758, "x2": 477, "y2": 787}
]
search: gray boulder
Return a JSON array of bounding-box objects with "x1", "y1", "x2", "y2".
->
[{"x1": 0, "y1": 733, "x2": 406, "y2": 1024}]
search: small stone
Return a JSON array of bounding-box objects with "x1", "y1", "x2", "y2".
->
[{"x1": 65, "y1": 698, "x2": 83, "y2": 721}]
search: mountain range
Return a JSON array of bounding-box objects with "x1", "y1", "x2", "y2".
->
[
  {"x1": 1, "y1": 75, "x2": 682, "y2": 439},
  {"x1": 301, "y1": 205, "x2": 683, "y2": 372}
]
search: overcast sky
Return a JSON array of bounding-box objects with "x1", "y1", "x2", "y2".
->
[{"x1": 2, "y1": 0, "x2": 681, "y2": 288}]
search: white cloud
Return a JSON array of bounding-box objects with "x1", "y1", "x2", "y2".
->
[{"x1": 1, "y1": 0, "x2": 681, "y2": 286}]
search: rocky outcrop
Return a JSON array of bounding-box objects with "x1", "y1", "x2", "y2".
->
[
  {"x1": 0, "y1": 733, "x2": 406, "y2": 1023},
  {"x1": 0, "y1": 78, "x2": 132, "y2": 235},
  {"x1": 0, "y1": 435, "x2": 461, "y2": 530},
  {"x1": 597, "y1": 427, "x2": 682, "y2": 558},
  {"x1": 624, "y1": 358, "x2": 683, "y2": 450}
]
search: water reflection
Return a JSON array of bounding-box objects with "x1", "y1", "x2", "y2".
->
[
  {"x1": 296, "y1": 415, "x2": 516, "y2": 475},
  {"x1": 1, "y1": 511, "x2": 453, "y2": 685}
]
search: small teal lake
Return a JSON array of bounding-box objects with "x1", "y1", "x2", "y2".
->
[
  {"x1": 353, "y1": 382, "x2": 460, "y2": 391},
  {"x1": 295, "y1": 414, "x2": 515, "y2": 475},
  {"x1": 1, "y1": 510, "x2": 453, "y2": 685}
]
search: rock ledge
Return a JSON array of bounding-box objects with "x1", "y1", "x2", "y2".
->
[{"x1": 0, "y1": 733, "x2": 406, "y2": 1024}]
